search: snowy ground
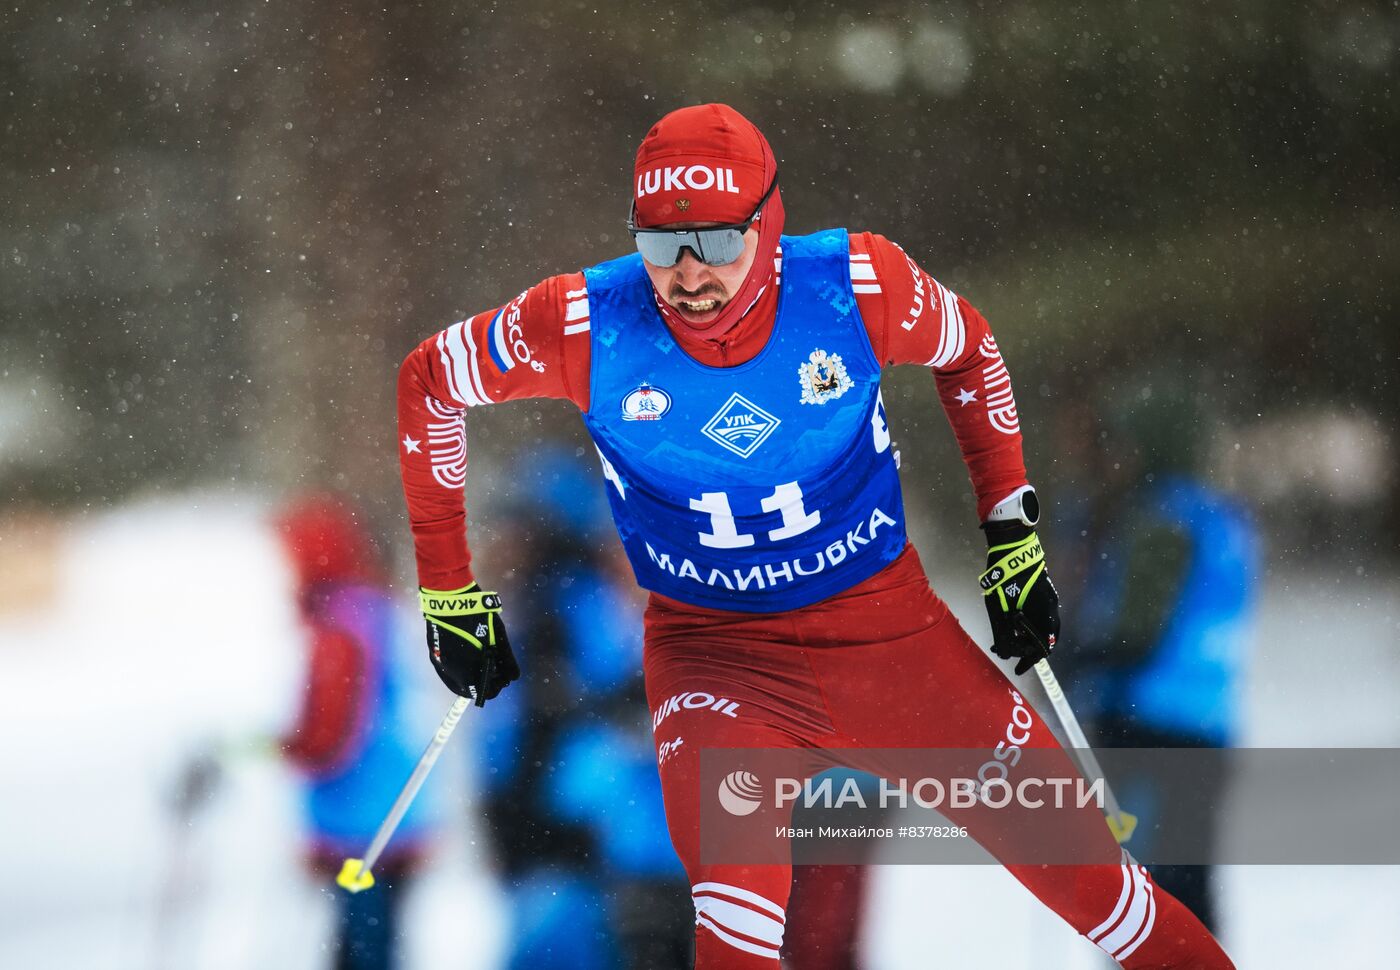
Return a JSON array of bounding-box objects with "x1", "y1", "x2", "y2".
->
[{"x1": 0, "y1": 496, "x2": 1396, "y2": 969}]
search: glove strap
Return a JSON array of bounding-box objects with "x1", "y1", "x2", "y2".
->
[
  {"x1": 979, "y1": 532, "x2": 1046, "y2": 611},
  {"x1": 420, "y1": 584, "x2": 504, "y2": 615},
  {"x1": 420, "y1": 584, "x2": 504, "y2": 651}
]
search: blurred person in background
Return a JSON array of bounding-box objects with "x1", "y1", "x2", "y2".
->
[
  {"x1": 479, "y1": 449, "x2": 875, "y2": 967},
  {"x1": 473, "y1": 448, "x2": 694, "y2": 970},
  {"x1": 396, "y1": 103, "x2": 1233, "y2": 967},
  {"x1": 1055, "y1": 375, "x2": 1259, "y2": 933},
  {"x1": 276, "y1": 494, "x2": 442, "y2": 970}
]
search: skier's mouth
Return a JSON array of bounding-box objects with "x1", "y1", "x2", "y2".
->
[
  {"x1": 667, "y1": 285, "x2": 728, "y2": 325},
  {"x1": 678, "y1": 298, "x2": 720, "y2": 314}
]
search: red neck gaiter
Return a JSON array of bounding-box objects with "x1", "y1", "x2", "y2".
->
[{"x1": 632, "y1": 103, "x2": 784, "y2": 340}]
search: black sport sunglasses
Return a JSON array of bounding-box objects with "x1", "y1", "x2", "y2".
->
[{"x1": 626, "y1": 173, "x2": 779, "y2": 268}]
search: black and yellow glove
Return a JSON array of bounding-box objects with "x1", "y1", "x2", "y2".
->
[
  {"x1": 420, "y1": 583, "x2": 520, "y2": 706},
  {"x1": 980, "y1": 523, "x2": 1061, "y2": 675}
]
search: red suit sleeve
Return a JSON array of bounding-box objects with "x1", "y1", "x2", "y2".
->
[
  {"x1": 281, "y1": 626, "x2": 367, "y2": 775},
  {"x1": 850, "y1": 232, "x2": 1029, "y2": 521},
  {"x1": 398, "y1": 272, "x2": 592, "y2": 590}
]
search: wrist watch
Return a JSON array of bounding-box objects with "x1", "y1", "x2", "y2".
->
[{"x1": 986, "y1": 487, "x2": 1040, "y2": 527}]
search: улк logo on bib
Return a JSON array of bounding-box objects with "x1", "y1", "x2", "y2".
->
[
  {"x1": 621, "y1": 383, "x2": 672, "y2": 421},
  {"x1": 799, "y1": 349, "x2": 853, "y2": 405},
  {"x1": 701, "y1": 393, "x2": 781, "y2": 458}
]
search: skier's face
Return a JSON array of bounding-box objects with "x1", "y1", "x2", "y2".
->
[{"x1": 642, "y1": 225, "x2": 760, "y2": 328}]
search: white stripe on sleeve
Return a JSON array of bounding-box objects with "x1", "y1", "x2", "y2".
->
[
  {"x1": 1093, "y1": 865, "x2": 1154, "y2": 958},
  {"x1": 691, "y1": 882, "x2": 786, "y2": 920},
  {"x1": 696, "y1": 915, "x2": 782, "y2": 959},
  {"x1": 1089, "y1": 858, "x2": 1135, "y2": 941},
  {"x1": 925, "y1": 279, "x2": 965, "y2": 369},
  {"x1": 435, "y1": 330, "x2": 468, "y2": 407},
  {"x1": 694, "y1": 897, "x2": 785, "y2": 950},
  {"x1": 1113, "y1": 881, "x2": 1157, "y2": 961},
  {"x1": 440, "y1": 319, "x2": 492, "y2": 407},
  {"x1": 692, "y1": 881, "x2": 786, "y2": 959}
]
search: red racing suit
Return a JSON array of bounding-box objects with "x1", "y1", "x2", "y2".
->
[{"x1": 396, "y1": 234, "x2": 1233, "y2": 969}]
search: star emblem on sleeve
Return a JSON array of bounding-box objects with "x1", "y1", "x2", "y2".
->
[
  {"x1": 402, "y1": 435, "x2": 421, "y2": 454},
  {"x1": 956, "y1": 387, "x2": 977, "y2": 406}
]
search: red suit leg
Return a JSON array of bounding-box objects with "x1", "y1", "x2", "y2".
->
[
  {"x1": 784, "y1": 864, "x2": 866, "y2": 970},
  {"x1": 644, "y1": 625, "x2": 812, "y2": 968},
  {"x1": 794, "y1": 552, "x2": 1233, "y2": 969},
  {"x1": 643, "y1": 547, "x2": 1233, "y2": 968}
]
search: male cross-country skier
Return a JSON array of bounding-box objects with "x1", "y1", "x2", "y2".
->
[{"x1": 397, "y1": 103, "x2": 1234, "y2": 968}]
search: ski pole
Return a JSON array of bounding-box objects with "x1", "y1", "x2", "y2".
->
[
  {"x1": 1032, "y1": 657, "x2": 1138, "y2": 844},
  {"x1": 336, "y1": 694, "x2": 472, "y2": 892}
]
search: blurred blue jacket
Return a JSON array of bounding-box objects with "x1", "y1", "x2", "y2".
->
[
  {"x1": 301, "y1": 583, "x2": 438, "y2": 856},
  {"x1": 477, "y1": 558, "x2": 680, "y2": 878},
  {"x1": 1075, "y1": 476, "x2": 1258, "y2": 744}
]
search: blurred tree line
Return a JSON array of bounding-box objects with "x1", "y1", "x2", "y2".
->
[{"x1": 3, "y1": 1, "x2": 1396, "y2": 559}]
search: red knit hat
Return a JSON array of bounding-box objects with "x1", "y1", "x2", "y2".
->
[
  {"x1": 633, "y1": 103, "x2": 776, "y2": 228},
  {"x1": 274, "y1": 493, "x2": 381, "y2": 590},
  {"x1": 633, "y1": 104, "x2": 785, "y2": 338}
]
